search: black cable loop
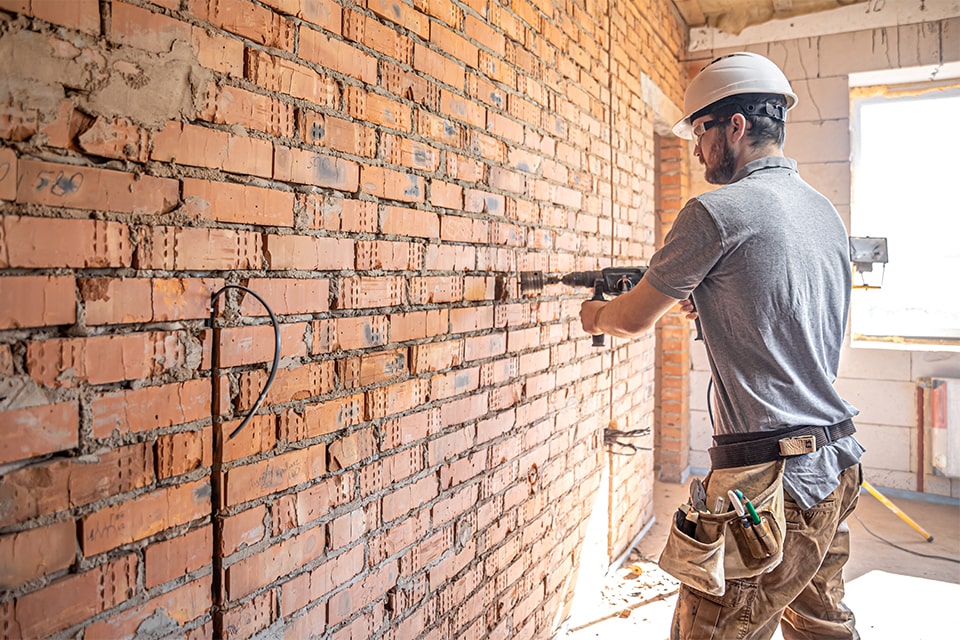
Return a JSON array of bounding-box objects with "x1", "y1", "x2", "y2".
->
[{"x1": 209, "y1": 285, "x2": 280, "y2": 440}]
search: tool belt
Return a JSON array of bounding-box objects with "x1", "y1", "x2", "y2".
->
[
  {"x1": 658, "y1": 461, "x2": 786, "y2": 596},
  {"x1": 708, "y1": 419, "x2": 856, "y2": 469}
]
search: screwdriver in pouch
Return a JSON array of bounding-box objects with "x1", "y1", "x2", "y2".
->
[
  {"x1": 727, "y1": 490, "x2": 752, "y2": 528},
  {"x1": 735, "y1": 489, "x2": 761, "y2": 525}
]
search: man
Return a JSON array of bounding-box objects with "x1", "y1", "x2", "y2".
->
[{"x1": 580, "y1": 52, "x2": 864, "y2": 639}]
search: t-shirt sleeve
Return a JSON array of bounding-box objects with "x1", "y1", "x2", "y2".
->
[{"x1": 644, "y1": 198, "x2": 724, "y2": 299}]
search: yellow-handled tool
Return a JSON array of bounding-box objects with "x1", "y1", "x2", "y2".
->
[{"x1": 862, "y1": 481, "x2": 934, "y2": 542}]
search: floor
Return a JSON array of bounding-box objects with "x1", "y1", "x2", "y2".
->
[{"x1": 559, "y1": 478, "x2": 960, "y2": 640}]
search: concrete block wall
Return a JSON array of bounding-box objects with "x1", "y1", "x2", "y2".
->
[
  {"x1": 0, "y1": 0, "x2": 687, "y2": 638},
  {"x1": 686, "y1": 11, "x2": 960, "y2": 498}
]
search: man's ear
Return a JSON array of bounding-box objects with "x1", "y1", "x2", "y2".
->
[{"x1": 729, "y1": 113, "x2": 748, "y2": 140}]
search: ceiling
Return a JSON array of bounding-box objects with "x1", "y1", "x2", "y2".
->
[{"x1": 672, "y1": 0, "x2": 868, "y2": 35}]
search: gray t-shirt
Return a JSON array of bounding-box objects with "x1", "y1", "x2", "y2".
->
[{"x1": 645, "y1": 156, "x2": 863, "y2": 508}]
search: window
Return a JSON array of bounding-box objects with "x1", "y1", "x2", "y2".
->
[{"x1": 849, "y1": 65, "x2": 960, "y2": 349}]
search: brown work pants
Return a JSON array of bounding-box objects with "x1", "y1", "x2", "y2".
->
[{"x1": 670, "y1": 464, "x2": 861, "y2": 640}]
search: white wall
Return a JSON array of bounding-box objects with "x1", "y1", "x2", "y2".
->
[{"x1": 686, "y1": 6, "x2": 960, "y2": 498}]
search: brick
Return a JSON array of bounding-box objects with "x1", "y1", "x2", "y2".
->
[
  {"x1": 298, "y1": 394, "x2": 364, "y2": 439},
  {"x1": 0, "y1": 275, "x2": 75, "y2": 329},
  {"x1": 328, "y1": 428, "x2": 378, "y2": 471},
  {"x1": 221, "y1": 505, "x2": 267, "y2": 556},
  {"x1": 223, "y1": 445, "x2": 326, "y2": 507},
  {"x1": 82, "y1": 277, "x2": 224, "y2": 325},
  {"x1": 382, "y1": 133, "x2": 440, "y2": 171},
  {"x1": 110, "y1": 2, "x2": 191, "y2": 53},
  {"x1": 223, "y1": 589, "x2": 276, "y2": 638},
  {"x1": 222, "y1": 414, "x2": 276, "y2": 462},
  {"x1": 431, "y1": 367, "x2": 480, "y2": 401},
  {"x1": 464, "y1": 13, "x2": 505, "y2": 55},
  {"x1": 440, "y1": 214, "x2": 487, "y2": 243},
  {"x1": 273, "y1": 145, "x2": 360, "y2": 191},
  {"x1": 145, "y1": 525, "x2": 212, "y2": 588},
  {"x1": 295, "y1": 472, "x2": 355, "y2": 526},
  {"x1": 226, "y1": 526, "x2": 325, "y2": 600},
  {"x1": 425, "y1": 243, "x2": 475, "y2": 272},
  {"x1": 366, "y1": 378, "x2": 428, "y2": 420},
  {"x1": 264, "y1": 233, "x2": 355, "y2": 270},
  {"x1": 0, "y1": 519, "x2": 75, "y2": 589},
  {"x1": 0, "y1": 443, "x2": 153, "y2": 526},
  {"x1": 0, "y1": 402, "x2": 78, "y2": 465},
  {"x1": 430, "y1": 180, "x2": 463, "y2": 210},
  {"x1": 345, "y1": 86, "x2": 413, "y2": 131},
  {"x1": 441, "y1": 90, "x2": 486, "y2": 129},
  {"x1": 414, "y1": 42, "x2": 466, "y2": 89},
  {"x1": 202, "y1": 322, "x2": 308, "y2": 368},
  {"x1": 430, "y1": 21, "x2": 479, "y2": 67},
  {"x1": 246, "y1": 49, "x2": 340, "y2": 108},
  {"x1": 314, "y1": 315, "x2": 388, "y2": 353},
  {"x1": 1, "y1": 216, "x2": 132, "y2": 269},
  {"x1": 360, "y1": 165, "x2": 425, "y2": 202},
  {"x1": 156, "y1": 428, "x2": 212, "y2": 479},
  {"x1": 16, "y1": 159, "x2": 177, "y2": 214},
  {"x1": 327, "y1": 560, "x2": 398, "y2": 626},
  {"x1": 237, "y1": 361, "x2": 335, "y2": 411},
  {"x1": 75, "y1": 115, "x2": 148, "y2": 162},
  {"x1": 151, "y1": 121, "x2": 272, "y2": 177},
  {"x1": 300, "y1": 110, "x2": 376, "y2": 156},
  {"x1": 409, "y1": 276, "x2": 463, "y2": 304},
  {"x1": 304, "y1": 195, "x2": 377, "y2": 233},
  {"x1": 0, "y1": 146, "x2": 16, "y2": 200},
  {"x1": 389, "y1": 309, "x2": 448, "y2": 342},
  {"x1": 191, "y1": 26, "x2": 244, "y2": 76},
  {"x1": 381, "y1": 205, "x2": 439, "y2": 239},
  {"x1": 27, "y1": 332, "x2": 187, "y2": 387},
  {"x1": 344, "y1": 8, "x2": 413, "y2": 64},
  {"x1": 136, "y1": 226, "x2": 262, "y2": 270},
  {"x1": 81, "y1": 480, "x2": 209, "y2": 555},
  {"x1": 12, "y1": 555, "x2": 136, "y2": 639},
  {"x1": 339, "y1": 347, "x2": 408, "y2": 387},
  {"x1": 263, "y1": 0, "x2": 341, "y2": 31},
  {"x1": 411, "y1": 340, "x2": 463, "y2": 373},
  {"x1": 238, "y1": 277, "x2": 329, "y2": 316},
  {"x1": 355, "y1": 240, "x2": 424, "y2": 271},
  {"x1": 283, "y1": 602, "x2": 327, "y2": 638},
  {"x1": 18, "y1": 0, "x2": 100, "y2": 35},
  {"x1": 201, "y1": 84, "x2": 294, "y2": 138},
  {"x1": 368, "y1": 0, "x2": 428, "y2": 38},
  {"x1": 183, "y1": 178, "x2": 295, "y2": 226},
  {"x1": 299, "y1": 25, "x2": 377, "y2": 84},
  {"x1": 83, "y1": 575, "x2": 211, "y2": 640},
  {"x1": 337, "y1": 276, "x2": 406, "y2": 309},
  {"x1": 192, "y1": 0, "x2": 294, "y2": 49},
  {"x1": 450, "y1": 306, "x2": 494, "y2": 333},
  {"x1": 281, "y1": 543, "x2": 364, "y2": 613},
  {"x1": 0, "y1": 99, "x2": 39, "y2": 141}
]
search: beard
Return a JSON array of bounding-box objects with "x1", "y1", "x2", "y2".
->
[{"x1": 704, "y1": 134, "x2": 737, "y2": 185}]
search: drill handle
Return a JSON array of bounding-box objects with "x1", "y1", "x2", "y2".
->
[{"x1": 591, "y1": 280, "x2": 605, "y2": 347}]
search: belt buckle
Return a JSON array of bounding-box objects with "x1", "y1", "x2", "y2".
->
[{"x1": 779, "y1": 435, "x2": 817, "y2": 456}]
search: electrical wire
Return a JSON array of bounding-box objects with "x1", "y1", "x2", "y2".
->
[
  {"x1": 209, "y1": 284, "x2": 281, "y2": 439},
  {"x1": 604, "y1": 427, "x2": 652, "y2": 455},
  {"x1": 853, "y1": 513, "x2": 960, "y2": 564}
]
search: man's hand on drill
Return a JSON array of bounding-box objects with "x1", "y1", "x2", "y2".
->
[{"x1": 579, "y1": 300, "x2": 606, "y2": 336}]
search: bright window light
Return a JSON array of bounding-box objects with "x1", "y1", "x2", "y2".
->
[{"x1": 850, "y1": 83, "x2": 960, "y2": 346}]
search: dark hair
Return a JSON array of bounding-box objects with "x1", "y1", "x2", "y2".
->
[{"x1": 692, "y1": 93, "x2": 788, "y2": 147}]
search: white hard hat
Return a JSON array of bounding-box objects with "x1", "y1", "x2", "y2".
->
[{"x1": 672, "y1": 52, "x2": 798, "y2": 139}]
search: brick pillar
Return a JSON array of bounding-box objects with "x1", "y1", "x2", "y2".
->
[{"x1": 655, "y1": 135, "x2": 691, "y2": 483}]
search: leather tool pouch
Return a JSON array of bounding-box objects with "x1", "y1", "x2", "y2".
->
[{"x1": 657, "y1": 460, "x2": 786, "y2": 596}]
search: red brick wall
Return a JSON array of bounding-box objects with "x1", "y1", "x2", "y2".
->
[
  {"x1": 0, "y1": 0, "x2": 687, "y2": 637},
  {"x1": 655, "y1": 134, "x2": 692, "y2": 483}
]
